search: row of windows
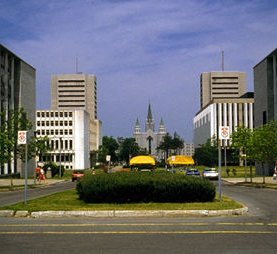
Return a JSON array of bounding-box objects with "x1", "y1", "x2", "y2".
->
[
  {"x1": 50, "y1": 139, "x2": 73, "y2": 150},
  {"x1": 58, "y1": 100, "x2": 85, "y2": 103},
  {"x1": 37, "y1": 129, "x2": 73, "y2": 135},
  {"x1": 37, "y1": 111, "x2": 73, "y2": 118},
  {"x1": 37, "y1": 120, "x2": 73, "y2": 127}
]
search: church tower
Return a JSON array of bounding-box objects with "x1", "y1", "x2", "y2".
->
[
  {"x1": 145, "y1": 104, "x2": 155, "y2": 131},
  {"x1": 133, "y1": 104, "x2": 166, "y2": 161}
]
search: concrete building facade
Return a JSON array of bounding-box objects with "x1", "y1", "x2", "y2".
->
[
  {"x1": 51, "y1": 73, "x2": 101, "y2": 152},
  {"x1": 36, "y1": 109, "x2": 90, "y2": 170},
  {"x1": 133, "y1": 104, "x2": 166, "y2": 160},
  {"x1": 194, "y1": 96, "x2": 254, "y2": 148},
  {"x1": 254, "y1": 48, "x2": 277, "y2": 126},
  {"x1": 0, "y1": 44, "x2": 36, "y2": 176},
  {"x1": 254, "y1": 48, "x2": 277, "y2": 175},
  {"x1": 200, "y1": 72, "x2": 246, "y2": 108}
]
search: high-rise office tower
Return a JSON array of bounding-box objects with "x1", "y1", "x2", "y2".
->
[
  {"x1": 51, "y1": 73, "x2": 101, "y2": 151},
  {"x1": 200, "y1": 72, "x2": 246, "y2": 108},
  {"x1": 0, "y1": 44, "x2": 36, "y2": 176}
]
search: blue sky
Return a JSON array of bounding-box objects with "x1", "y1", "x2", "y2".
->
[{"x1": 1, "y1": 0, "x2": 276, "y2": 142}]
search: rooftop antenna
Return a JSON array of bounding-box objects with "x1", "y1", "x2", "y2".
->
[
  {"x1": 76, "y1": 57, "x2": 78, "y2": 73},
  {"x1": 221, "y1": 50, "x2": 224, "y2": 71}
]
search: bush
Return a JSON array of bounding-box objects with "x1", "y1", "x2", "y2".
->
[
  {"x1": 42, "y1": 162, "x2": 65, "y2": 177},
  {"x1": 76, "y1": 172, "x2": 215, "y2": 203}
]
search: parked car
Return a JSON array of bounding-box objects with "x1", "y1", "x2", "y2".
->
[
  {"x1": 185, "y1": 168, "x2": 200, "y2": 177},
  {"x1": 202, "y1": 168, "x2": 219, "y2": 180},
  {"x1": 71, "y1": 170, "x2": 85, "y2": 182}
]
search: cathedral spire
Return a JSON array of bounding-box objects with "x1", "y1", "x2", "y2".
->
[
  {"x1": 134, "y1": 117, "x2": 141, "y2": 134},
  {"x1": 145, "y1": 103, "x2": 154, "y2": 131},
  {"x1": 159, "y1": 118, "x2": 166, "y2": 133}
]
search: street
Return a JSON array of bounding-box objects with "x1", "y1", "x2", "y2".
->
[{"x1": 0, "y1": 181, "x2": 276, "y2": 253}]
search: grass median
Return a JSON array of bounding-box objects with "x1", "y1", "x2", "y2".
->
[{"x1": 1, "y1": 189, "x2": 243, "y2": 212}]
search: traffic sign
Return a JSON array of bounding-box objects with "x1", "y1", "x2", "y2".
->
[
  {"x1": 18, "y1": 131, "x2": 27, "y2": 144},
  {"x1": 219, "y1": 126, "x2": 230, "y2": 140}
]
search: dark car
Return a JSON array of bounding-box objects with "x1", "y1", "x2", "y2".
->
[
  {"x1": 185, "y1": 168, "x2": 200, "y2": 177},
  {"x1": 71, "y1": 170, "x2": 85, "y2": 182}
]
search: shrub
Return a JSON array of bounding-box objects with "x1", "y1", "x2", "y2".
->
[
  {"x1": 42, "y1": 162, "x2": 65, "y2": 177},
  {"x1": 76, "y1": 172, "x2": 215, "y2": 203}
]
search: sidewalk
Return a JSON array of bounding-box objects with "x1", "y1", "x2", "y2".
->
[
  {"x1": 222, "y1": 176, "x2": 277, "y2": 185},
  {"x1": 0, "y1": 178, "x2": 65, "y2": 187}
]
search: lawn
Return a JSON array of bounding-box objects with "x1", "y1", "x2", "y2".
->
[{"x1": 1, "y1": 189, "x2": 243, "y2": 212}]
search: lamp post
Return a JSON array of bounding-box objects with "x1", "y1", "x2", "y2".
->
[{"x1": 59, "y1": 137, "x2": 62, "y2": 178}]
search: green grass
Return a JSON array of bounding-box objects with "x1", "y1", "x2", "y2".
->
[{"x1": 1, "y1": 189, "x2": 242, "y2": 212}]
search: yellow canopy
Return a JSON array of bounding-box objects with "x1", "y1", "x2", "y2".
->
[
  {"x1": 129, "y1": 155, "x2": 156, "y2": 166},
  {"x1": 166, "y1": 155, "x2": 194, "y2": 165}
]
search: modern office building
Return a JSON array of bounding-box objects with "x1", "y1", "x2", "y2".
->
[
  {"x1": 0, "y1": 44, "x2": 36, "y2": 176},
  {"x1": 133, "y1": 104, "x2": 166, "y2": 160},
  {"x1": 254, "y1": 48, "x2": 277, "y2": 126},
  {"x1": 254, "y1": 48, "x2": 277, "y2": 175},
  {"x1": 181, "y1": 142, "x2": 195, "y2": 157},
  {"x1": 51, "y1": 73, "x2": 101, "y2": 151},
  {"x1": 193, "y1": 94, "x2": 254, "y2": 148},
  {"x1": 36, "y1": 110, "x2": 90, "y2": 170},
  {"x1": 200, "y1": 72, "x2": 246, "y2": 108}
]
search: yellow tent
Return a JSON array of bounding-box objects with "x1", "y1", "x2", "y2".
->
[
  {"x1": 166, "y1": 155, "x2": 194, "y2": 165},
  {"x1": 129, "y1": 155, "x2": 156, "y2": 166}
]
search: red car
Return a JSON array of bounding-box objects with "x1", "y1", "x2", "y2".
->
[{"x1": 71, "y1": 170, "x2": 84, "y2": 182}]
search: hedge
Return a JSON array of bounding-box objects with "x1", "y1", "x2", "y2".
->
[{"x1": 76, "y1": 172, "x2": 215, "y2": 203}]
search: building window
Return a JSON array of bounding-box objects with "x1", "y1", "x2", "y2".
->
[
  {"x1": 50, "y1": 112, "x2": 54, "y2": 117},
  {"x1": 46, "y1": 112, "x2": 49, "y2": 117},
  {"x1": 263, "y1": 111, "x2": 267, "y2": 124},
  {"x1": 37, "y1": 112, "x2": 40, "y2": 117}
]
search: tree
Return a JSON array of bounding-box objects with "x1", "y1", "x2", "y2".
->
[
  {"x1": 98, "y1": 136, "x2": 119, "y2": 163},
  {"x1": 0, "y1": 108, "x2": 33, "y2": 167},
  {"x1": 118, "y1": 138, "x2": 140, "y2": 165},
  {"x1": 193, "y1": 138, "x2": 218, "y2": 166},
  {"x1": 157, "y1": 132, "x2": 184, "y2": 160},
  {"x1": 250, "y1": 121, "x2": 277, "y2": 182},
  {"x1": 157, "y1": 133, "x2": 173, "y2": 159},
  {"x1": 172, "y1": 132, "x2": 184, "y2": 154},
  {"x1": 231, "y1": 125, "x2": 254, "y2": 180}
]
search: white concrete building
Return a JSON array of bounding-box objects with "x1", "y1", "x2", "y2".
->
[
  {"x1": 181, "y1": 142, "x2": 195, "y2": 156},
  {"x1": 36, "y1": 109, "x2": 90, "y2": 170},
  {"x1": 193, "y1": 95, "x2": 254, "y2": 147}
]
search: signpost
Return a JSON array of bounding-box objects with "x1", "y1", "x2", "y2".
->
[
  {"x1": 18, "y1": 131, "x2": 28, "y2": 205},
  {"x1": 218, "y1": 126, "x2": 230, "y2": 201},
  {"x1": 106, "y1": 155, "x2": 111, "y2": 173}
]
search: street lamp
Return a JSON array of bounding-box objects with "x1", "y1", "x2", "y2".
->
[{"x1": 59, "y1": 137, "x2": 62, "y2": 178}]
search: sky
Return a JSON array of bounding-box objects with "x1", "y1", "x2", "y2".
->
[{"x1": 0, "y1": 0, "x2": 276, "y2": 142}]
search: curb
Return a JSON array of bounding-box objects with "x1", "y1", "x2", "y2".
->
[{"x1": 0, "y1": 207, "x2": 248, "y2": 218}]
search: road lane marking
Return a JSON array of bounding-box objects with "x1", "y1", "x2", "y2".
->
[{"x1": 0, "y1": 230, "x2": 276, "y2": 235}]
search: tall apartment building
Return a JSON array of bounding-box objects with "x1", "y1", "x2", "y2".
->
[
  {"x1": 200, "y1": 72, "x2": 246, "y2": 108},
  {"x1": 51, "y1": 74, "x2": 101, "y2": 152},
  {"x1": 254, "y1": 48, "x2": 277, "y2": 175},
  {"x1": 0, "y1": 44, "x2": 36, "y2": 176},
  {"x1": 36, "y1": 110, "x2": 90, "y2": 170}
]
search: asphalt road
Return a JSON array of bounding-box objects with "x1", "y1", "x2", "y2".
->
[
  {"x1": 0, "y1": 181, "x2": 276, "y2": 253},
  {"x1": 0, "y1": 181, "x2": 76, "y2": 206}
]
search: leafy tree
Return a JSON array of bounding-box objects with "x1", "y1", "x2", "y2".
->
[
  {"x1": 118, "y1": 137, "x2": 140, "y2": 165},
  {"x1": 157, "y1": 132, "x2": 184, "y2": 160},
  {"x1": 0, "y1": 108, "x2": 33, "y2": 166},
  {"x1": 231, "y1": 125, "x2": 254, "y2": 180},
  {"x1": 98, "y1": 136, "x2": 119, "y2": 163},
  {"x1": 157, "y1": 133, "x2": 173, "y2": 159},
  {"x1": 250, "y1": 121, "x2": 277, "y2": 182},
  {"x1": 193, "y1": 138, "x2": 218, "y2": 166},
  {"x1": 172, "y1": 132, "x2": 184, "y2": 154}
]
